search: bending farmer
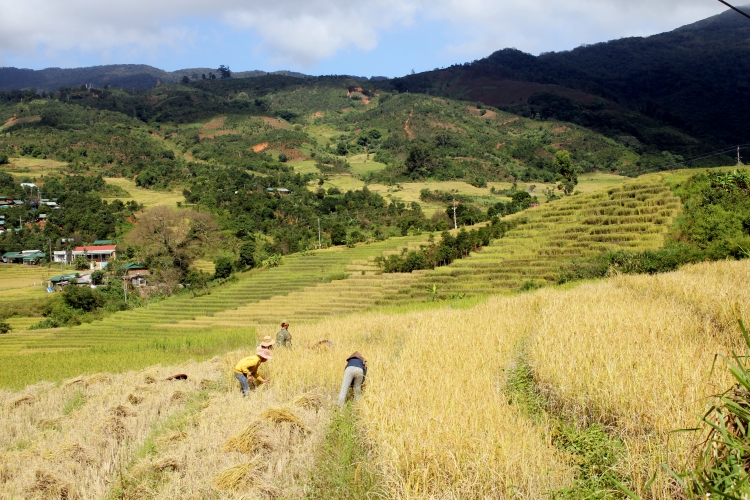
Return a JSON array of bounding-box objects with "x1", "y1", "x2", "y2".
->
[
  {"x1": 337, "y1": 351, "x2": 367, "y2": 407},
  {"x1": 234, "y1": 348, "x2": 272, "y2": 397}
]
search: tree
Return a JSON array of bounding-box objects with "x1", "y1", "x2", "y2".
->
[
  {"x1": 213, "y1": 256, "x2": 233, "y2": 279},
  {"x1": 181, "y1": 76, "x2": 190, "y2": 84},
  {"x1": 405, "y1": 141, "x2": 437, "y2": 179},
  {"x1": 555, "y1": 150, "x2": 578, "y2": 195},
  {"x1": 278, "y1": 152, "x2": 288, "y2": 162},
  {"x1": 217, "y1": 65, "x2": 232, "y2": 79},
  {"x1": 330, "y1": 223, "x2": 347, "y2": 246},
  {"x1": 238, "y1": 240, "x2": 256, "y2": 269},
  {"x1": 0, "y1": 152, "x2": 7, "y2": 165}
]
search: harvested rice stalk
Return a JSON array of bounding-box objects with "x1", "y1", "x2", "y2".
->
[
  {"x1": 85, "y1": 373, "x2": 112, "y2": 386},
  {"x1": 129, "y1": 455, "x2": 182, "y2": 479},
  {"x1": 8, "y1": 394, "x2": 34, "y2": 408},
  {"x1": 259, "y1": 406, "x2": 308, "y2": 431},
  {"x1": 110, "y1": 404, "x2": 136, "y2": 417},
  {"x1": 43, "y1": 443, "x2": 92, "y2": 464},
  {"x1": 31, "y1": 469, "x2": 78, "y2": 499},
  {"x1": 291, "y1": 390, "x2": 326, "y2": 410},
  {"x1": 223, "y1": 421, "x2": 266, "y2": 454},
  {"x1": 211, "y1": 457, "x2": 262, "y2": 492}
]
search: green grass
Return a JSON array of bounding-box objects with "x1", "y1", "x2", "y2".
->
[
  {"x1": 306, "y1": 404, "x2": 380, "y2": 499},
  {"x1": 505, "y1": 350, "x2": 628, "y2": 499},
  {"x1": 0, "y1": 329, "x2": 254, "y2": 390}
]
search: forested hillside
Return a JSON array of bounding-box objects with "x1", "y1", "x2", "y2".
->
[{"x1": 390, "y1": 7, "x2": 750, "y2": 163}]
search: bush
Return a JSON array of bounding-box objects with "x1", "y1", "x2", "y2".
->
[
  {"x1": 0, "y1": 320, "x2": 11, "y2": 334},
  {"x1": 73, "y1": 255, "x2": 90, "y2": 271},
  {"x1": 91, "y1": 270, "x2": 105, "y2": 285},
  {"x1": 330, "y1": 223, "x2": 347, "y2": 246},
  {"x1": 213, "y1": 256, "x2": 234, "y2": 280},
  {"x1": 62, "y1": 285, "x2": 103, "y2": 312}
]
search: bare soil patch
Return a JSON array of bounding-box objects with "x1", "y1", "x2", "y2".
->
[
  {"x1": 404, "y1": 108, "x2": 415, "y2": 139},
  {"x1": 260, "y1": 117, "x2": 290, "y2": 129},
  {"x1": 252, "y1": 142, "x2": 269, "y2": 153},
  {"x1": 201, "y1": 116, "x2": 227, "y2": 132},
  {"x1": 552, "y1": 126, "x2": 571, "y2": 133},
  {"x1": 2, "y1": 115, "x2": 41, "y2": 128},
  {"x1": 311, "y1": 112, "x2": 324, "y2": 118}
]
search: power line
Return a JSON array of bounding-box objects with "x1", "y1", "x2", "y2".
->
[{"x1": 716, "y1": 0, "x2": 750, "y2": 21}]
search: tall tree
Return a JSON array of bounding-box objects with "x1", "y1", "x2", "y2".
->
[
  {"x1": 555, "y1": 150, "x2": 578, "y2": 195},
  {"x1": 217, "y1": 65, "x2": 232, "y2": 79}
]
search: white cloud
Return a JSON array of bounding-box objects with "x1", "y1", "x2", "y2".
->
[{"x1": 0, "y1": 0, "x2": 731, "y2": 68}]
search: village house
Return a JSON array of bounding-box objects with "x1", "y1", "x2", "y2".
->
[
  {"x1": 47, "y1": 273, "x2": 92, "y2": 291},
  {"x1": 2, "y1": 250, "x2": 46, "y2": 264},
  {"x1": 121, "y1": 263, "x2": 149, "y2": 286},
  {"x1": 72, "y1": 245, "x2": 117, "y2": 269}
]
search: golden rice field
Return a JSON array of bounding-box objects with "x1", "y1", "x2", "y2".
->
[{"x1": 0, "y1": 259, "x2": 745, "y2": 498}]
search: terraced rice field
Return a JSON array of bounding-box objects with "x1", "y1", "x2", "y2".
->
[
  {"x1": 383, "y1": 173, "x2": 680, "y2": 301},
  {"x1": 0, "y1": 235, "x2": 430, "y2": 387}
]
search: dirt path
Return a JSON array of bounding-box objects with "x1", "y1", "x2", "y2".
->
[{"x1": 404, "y1": 108, "x2": 415, "y2": 139}]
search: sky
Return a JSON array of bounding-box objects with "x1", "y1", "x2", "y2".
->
[{"x1": 0, "y1": 0, "x2": 731, "y2": 78}]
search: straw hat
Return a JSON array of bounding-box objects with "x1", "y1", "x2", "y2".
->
[
  {"x1": 256, "y1": 348, "x2": 273, "y2": 360},
  {"x1": 260, "y1": 335, "x2": 275, "y2": 347},
  {"x1": 281, "y1": 319, "x2": 289, "y2": 326}
]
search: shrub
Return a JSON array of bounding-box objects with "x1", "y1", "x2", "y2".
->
[
  {"x1": 213, "y1": 256, "x2": 234, "y2": 280},
  {"x1": 0, "y1": 320, "x2": 11, "y2": 334},
  {"x1": 62, "y1": 285, "x2": 103, "y2": 312}
]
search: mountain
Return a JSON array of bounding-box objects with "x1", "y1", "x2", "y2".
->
[
  {"x1": 390, "y1": 6, "x2": 750, "y2": 161},
  {"x1": 0, "y1": 65, "x2": 311, "y2": 92}
]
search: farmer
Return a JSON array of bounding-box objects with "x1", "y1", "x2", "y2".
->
[
  {"x1": 276, "y1": 320, "x2": 292, "y2": 348},
  {"x1": 337, "y1": 351, "x2": 367, "y2": 407},
  {"x1": 234, "y1": 348, "x2": 272, "y2": 397},
  {"x1": 258, "y1": 335, "x2": 275, "y2": 350}
]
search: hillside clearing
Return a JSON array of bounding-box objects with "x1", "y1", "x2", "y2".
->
[{"x1": 103, "y1": 177, "x2": 184, "y2": 207}]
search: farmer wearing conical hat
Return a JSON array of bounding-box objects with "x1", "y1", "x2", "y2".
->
[
  {"x1": 338, "y1": 351, "x2": 367, "y2": 407},
  {"x1": 276, "y1": 320, "x2": 292, "y2": 348},
  {"x1": 234, "y1": 349, "x2": 272, "y2": 397},
  {"x1": 258, "y1": 335, "x2": 275, "y2": 350}
]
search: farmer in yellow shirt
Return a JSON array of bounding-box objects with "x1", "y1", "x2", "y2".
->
[{"x1": 234, "y1": 348, "x2": 272, "y2": 396}]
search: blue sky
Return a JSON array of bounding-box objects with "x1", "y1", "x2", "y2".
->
[{"x1": 0, "y1": 0, "x2": 730, "y2": 78}]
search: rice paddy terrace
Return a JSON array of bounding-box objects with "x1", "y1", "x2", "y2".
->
[
  {"x1": 0, "y1": 173, "x2": 680, "y2": 383},
  {"x1": 381, "y1": 172, "x2": 680, "y2": 302},
  {"x1": 0, "y1": 236, "x2": 428, "y2": 361}
]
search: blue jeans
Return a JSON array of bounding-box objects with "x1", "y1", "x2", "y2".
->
[
  {"x1": 338, "y1": 366, "x2": 365, "y2": 407},
  {"x1": 235, "y1": 373, "x2": 251, "y2": 396}
]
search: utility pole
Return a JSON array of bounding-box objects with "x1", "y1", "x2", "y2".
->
[
  {"x1": 452, "y1": 199, "x2": 458, "y2": 229},
  {"x1": 739, "y1": 146, "x2": 743, "y2": 166},
  {"x1": 123, "y1": 277, "x2": 128, "y2": 303},
  {"x1": 317, "y1": 218, "x2": 321, "y2": 249}
]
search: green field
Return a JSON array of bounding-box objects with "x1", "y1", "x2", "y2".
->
[{"x1": 104, "y1": 177, "x2": 185, "y2": 207}]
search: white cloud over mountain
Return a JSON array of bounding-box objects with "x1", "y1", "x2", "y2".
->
[{"x1": 0, "y1": 0, "x2": 728, "y2": 67}]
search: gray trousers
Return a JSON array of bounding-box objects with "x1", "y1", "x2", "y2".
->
[
  {"x1": 338, "y1": 366, "x2": 364, "y2": 407},
  {"x1": 235, "y1": 373, "x2": 251, "y2": 396}
]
